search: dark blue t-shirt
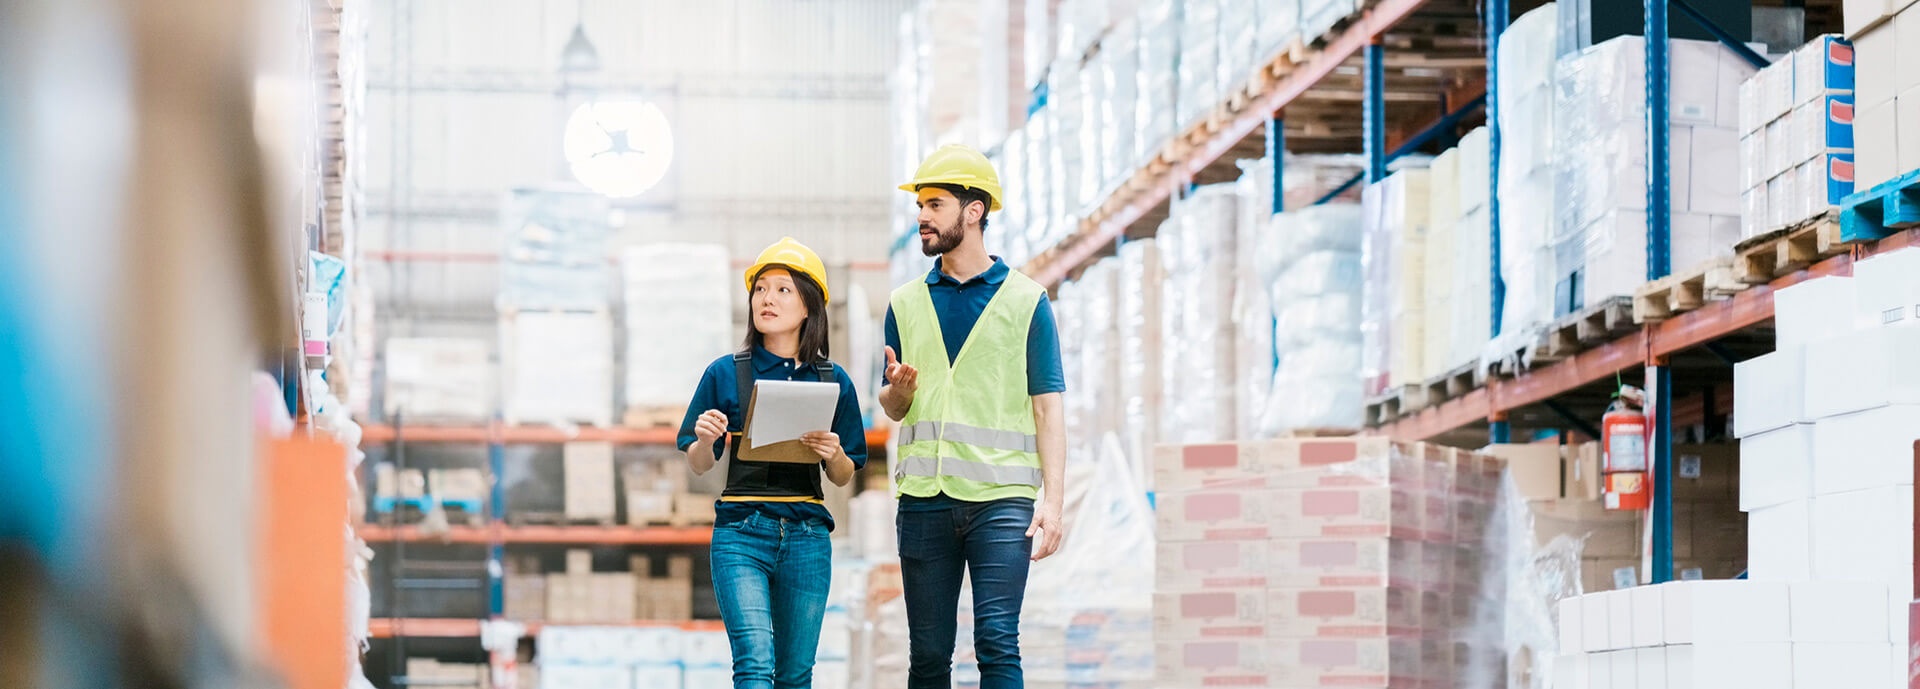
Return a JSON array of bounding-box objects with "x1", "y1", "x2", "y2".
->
[
  {"x1": 883, "y1": 256, "x2": 1064, "y2": 511},
  {"x1": 677, "y1": 346, "x2": 868, "y2": 530}
]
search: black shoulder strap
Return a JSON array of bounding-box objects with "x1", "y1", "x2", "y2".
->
[
  {"x1": 812, "y1": 360, "x2": 835, "y2": 383},
  {"x1": 732, "y1": 351, "x2": 753, "y2": 444}
]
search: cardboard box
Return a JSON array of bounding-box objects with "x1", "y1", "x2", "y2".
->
[
  {"x1": 1663, "y1": 580, "x2": 1792, "y2": 644},
  {"x1": 1733, "y1": 345, "x2": 1809, "y2": 437},
  {"x1": 564, "y1": 442, "x2": 617, "y2": 522},
  {"x1": 1796, "y1": 35, "x2": 1857, "y2": 103},
  {"x1": 1747, "y1": 499, "x2": 1813, "y2": 581},
  {"x1": 673, "y1": 493, "x2": 717, "y2": 524},
  {"x1": 1670, "y1": 443, "x2": 1738, "y2": 502},
  {"x1": 1559, "y1": 596, "x2": 1585, "y2": 651},
  {"x1": 1847, "y1": 0, "x2": 1897, "y2": 38},
  {"x1": 1153, "y1": 588, "x2": 1267, "y2": 640},
  {"x1": 1632, "y1": 584, "x2": 1668, "y2": 648},
  {"x1": 1666, "y1": 642, "x2": 1794, "y2": 689},
  {"x1": 1792, "y1": 642, "x2": 1893, "y2": 688},
  {"x1": 1152, "y1": 639, "x2": 1270, "y2": 686},
  {"x1": 1812, "y1": 405, "x2": 1920, "y2": 495},
  {"x1": 1811, "y1": 485, "x2": 1915, "y2": 585},
  {"x1": 1531, "y1": 499, "x2": 1642, "y2": 558},
  {"x1": 1266, "y1": 587, "x2": 1417, "y2": 638},
  {"x1": 1153, "y1": 487, "x2": 1281, "y2": 541},
  {"x1": 1262, "y1": 437, "x2": 1401, "y2": 488},
  {"x1": 1742, "y1": 184, "x2": 1768, "y2": 239},
  {"x1": 624, "y1": 489, "x2": 674, "y2": 525},
  {"x1": 566, "y1": 549, "x2": 592, "y2": 574},
  {"x1": 1738, "y1": 424, "x2": 1814, "y2": 510},
  {"x1": 1553, "y1": 653, "x2": 1589, "y2": 689},
  {"x1": 1268, "y1": 637, "x2": 1418, "y2": 687},
  {"x1": 1856, "y1": 100, "x2": 1899, "y2": 191},
  {"x1": 1775, "y1": 275, "x2": 1860, "y2": 347},
  {"x1": 1583, "y1": 592, "x2": 1615, "y2": 652},
  {"x1": 1607, "y1": 587, "x2": 1637, "y2": 650},
  {"x1": 504, "y1": 574, "x2": 547, "y2": 621},
  {"x1": 1636, "y1": 646, "x2": 1668, "y2": 689},
  {"x1": 1152, "y1": 442, "x2": 1267, "y2": 491},
  {"x1": 1804, "y1": 326, "x2": 1920, "y2": 418},
  {"x1": 1156, "y1": 538, "x2": 1274, "y2": 590},
  {"x1": 1853, "y1": 248, "x2": 1920, "y2": 326},
  {"x1": 428, "y1": 468, "x2": 488, "y2": 503},
  {"x1": 1901, "y1": 5, "x2": 1920, "y2": 92},
  {"x1": 1901, "y1": 85, "x2": 1920, "y2": 173},
  {"x1": 1566, "y1": 443, "x2": 1603, "y2": 501},
  {"x1": 1268, "y1": 487, "x2": 1415, "y2": 539},
  {"x1": 1486, "y1": 443, "x2": 1563, "y2": 500}
]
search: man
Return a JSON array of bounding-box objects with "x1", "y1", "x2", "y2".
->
[{"x1": 880, "y1": 144, "x2": 1066, "y2": 689}]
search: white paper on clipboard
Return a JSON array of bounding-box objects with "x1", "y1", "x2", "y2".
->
[{"x1": 745, "y1": 380, "x2": 840, "y2": 446}]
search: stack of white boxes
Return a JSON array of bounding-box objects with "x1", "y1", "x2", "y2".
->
[
  {"x1": 1553, "y1": 579, "x2": 1897, "y2": 688},
  {"x1": 382, "y1": 338, "x2": 491, "y2": 421},
  {"x1": 1497, "y1": 4, "x2": 1563, "y2": 338},
  {"x1": 620, "y1": 244, "x2": 730, "y2": 427},
  {"x1": 1848, "y1": 0, "x2": 1920, "y2": 191},
  {"x1": 1360, "y1": 168, "x2": 1433, "y2": 394},
  {"x1": 1137, "y1": 0, "x2": 1181, "y2": 169},
  {"x1": 1177, "y1": 0, "x2": 1222, "y2": 131},
  {"x1": 1152, "y1": 438, "x2": 1508, "y2": 688},
  {"x1": 1450, "y1": 127, "x2": 1494, "y2": 372},
  {"x1": 501, "y1": 309, "x2": 614, "y2": 427},
  {"x1": 537, "y1": 626, "x2": 687, "y2": 689},
  {"x1": 1424, "y1": 149, "x2": 1461, "y2": 378},
  {"x1": 1552, "y1": 37, "x2": 1755, "y2": 313},
  {"x1": 1731, "y1": 246, "x2": 1920, "y2": 688},
  {"x1": 1158, "y1": 186, "x2": 1241, "y2": 443},
  {"x1": 1737, "y1": 36, "x2": 1856, "y2": 239}
]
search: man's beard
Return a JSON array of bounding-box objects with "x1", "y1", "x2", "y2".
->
[{"x1": 918, "y1": 219, "x2": 964, "y2": 256}]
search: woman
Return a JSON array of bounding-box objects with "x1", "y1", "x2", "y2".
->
[{"x1": 678, "y1": 236, "x2": 867, "y2": 689}]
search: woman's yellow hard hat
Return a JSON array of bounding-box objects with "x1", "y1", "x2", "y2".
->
[
  {"x1": 899, "y1": 144, "x2": 1004, "y2": 211},
  {"x1": 743, "y1": 237, "x2": 830, "y2": 304}
]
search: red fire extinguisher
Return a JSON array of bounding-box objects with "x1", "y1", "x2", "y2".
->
[{"x1": 1601, "y1": 385, "x2": 1651, "y2": 511}]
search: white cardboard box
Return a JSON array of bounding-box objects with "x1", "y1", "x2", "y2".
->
[
  {"x1": 1667, "y1": 642, "x2": 1794, "y2": 689},
  {"x1": 1792, "y1": 642, "x2": 1893, "y2": 688},
  {"x1": 1811, "y1": 486, "x2": 1915, "y2": 585},
  {"x1": 1663, "y1": 580, "x2": 1792, "y2": 644},
  {"x1": 1588, "y1": 650, "x2": 1619, "y2": 689},
  {"x1": 1803, "y1": 326, "x2": 1920, "y2": 418},
  {"x1": 1584, "y1": 591, "x2": 1615, "y2": 653},
  {"x1": 1855, "y1": 27, "x2": 1897, "y2": 108},
  {"x1": 1790, "y1": 581, "x2": 1893, "y2": 643},
  {"x1": 1559, "y1": 596, "x2": 1585, "y2": 652},
  {"x1": 1739, "y1": 424, "x2": 1814, "y2": 511},
  {"x1": 1901, "y1": 85, "x2": 1920, "y2": 175},
  {"x1": 1554, "y1": 653, "x2": 1591, "y2": 689},
  {"x1": 1812, "y1": 405, "x2": 1920, "y2": 495},
  {"x1": 1901, "y1": 5, "x2": 1920, "y2": 92},
  {"x1": 1632, "y1": 585, "x2": 1668, "y2": 648},
  {"x1": 1608, "y1": 588, "x2": 1637, "y2": 651},
  {"x1": 1772, "y1": 276, "x2": 1858, "y2": 347},
  {"x1": 1733, "y1": 346, "x2": 1809, "y2": 437},
  {"x1": 1691, "y1": 127, "x2": 1743, "y2": 216},
  {"x1": 1854, "y1": 248, "x2": 1920, "y2": 327},
  {"x1": 1856, "y1": 100, "x2": 1899, "y2": 191},
  {"x1": 1747, "y1": 499, "x2": 1813, "y2": 582},
  {"x1": 1637, "y1": 646, "x2": 1668, "y2": 689}
]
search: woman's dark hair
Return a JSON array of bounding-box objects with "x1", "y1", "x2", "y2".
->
[
  {"x1": 744, "y1": 265, "x2": 831, "y2": 366},
  {"x1": 924, "y1": 182, "x2": 992, "y2": 232}
]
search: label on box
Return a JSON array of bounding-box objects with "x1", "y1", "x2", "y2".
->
[
  {"x1": 1154, "y1": 488, "x2": 1280, "y2": 541},
  {"x1": 1268, "y1": 637, "x2": 1416, "y2": 687},
  {"x1": 1267, "y1": 587, "x2": 1415, "y2": 638},
  {"x1": 1268, "y1": 538, "x2": 1393, "y2": 588},
  {"x1": 1153, "y1": 589, "x2": 1268, "y2": 639},
  {"x1": 1157, "y1": 539, "x2": 1274, "y2": 589},
  {"x1": 1265, "y1": 487, "x2": 1412, "y2": 539},
  {"x1": 1795, "y1": 35, "x2": 1856, "y2": 102},
  {"x1": 1153, "y1": 639, "x2": 1270, "y2": 685}
]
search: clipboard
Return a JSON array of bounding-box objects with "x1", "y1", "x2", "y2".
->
[{"x1": 735, "y1": 383, "x2": 834, "y2": 464}]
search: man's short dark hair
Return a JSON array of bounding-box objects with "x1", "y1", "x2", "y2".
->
[{"x1": 923, "y1": 183, "x2": 992, "y2": 232}]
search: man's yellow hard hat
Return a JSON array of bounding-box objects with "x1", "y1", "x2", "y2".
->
[
  {"x1": 743, "y1": 236, "x2": 830, "y2": 304},
  {"x1": 899, "y1": 144, "x2": 1004, "y2": 211}
]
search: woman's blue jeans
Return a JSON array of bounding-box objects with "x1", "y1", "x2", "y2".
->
[{"x1": 710, "y1": 512, "x2": 833, "y2": 689}]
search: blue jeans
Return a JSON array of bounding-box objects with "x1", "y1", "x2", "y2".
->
[
  {"x1": 710, "y1": 512, "x2": 833, "y2": 689},
  {"x1": 897, "y1": 497, "x2": 1034, "y2": 689}
]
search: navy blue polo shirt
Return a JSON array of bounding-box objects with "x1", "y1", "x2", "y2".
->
[
  {"x1": 883, "y1": 256, "x2": 1065, "y2": 511},
  {"x1": 677, "y1": 346, "x2": 868, "y2": 530}
]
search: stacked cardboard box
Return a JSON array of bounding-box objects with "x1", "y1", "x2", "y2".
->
[
  {"x1": 1849, "y1": 3, "x2": 1920, "y2": 190},
  {"x1": 505, "y1": 555, "x2": 547, "y2": 621},
  {"x1": 1158, "y1": 186, "x2": 1241, "y2": 443},
  {"x1": 1117, "y1": 239, "x2": 1164, "y2": 486},
  {"x1": 562, "y1": 442, "x2": 615, "y2": 524},
  {"x1": 1554, "y1": 579, "x2": 1897, "y2": 689},
  {"x1": 1152, "y1": 438, "x2": 1508, "y2": 688},
  {"x1": 620, "y1": 459, "x2": 688, "y2": 526},
  {"x1": 404, "y1": 658, "x2": 486, "y2": 689},
  {"x1": 428, "y1": 468, "x2": 487, "y2": 505},
  {"x1": 1362, "y1": 168, "x2": 1434, "y2": 394},
  {"x1": 545, "y1": 549, "x2": 637, "y2": 624},
  {"x1": 620, "y1": 244, "x2": 730, "y2": 428},
  {"x1": 374, "y1": 465, "x2": 427, "y2": 502},
  {"x1": 1553, "y1": 37, "x2": 1755, "y2": 313},
  {"x1": 501, "y1": 309, "x2": 613, "y2": 427},
  {"x1": 1260, "y1": 205, "x2": 1366, "y2": 434},
  {"x1": 1498, "y1": 4, "x2": 1564, "y2": 338},
  {"x1": 630, "y1": 553, "x2": 694, "y2": 622},
  {"x1": 537, "y1": 626, "x2": 685, "y2": 689},
  {"x1": 1732, "y1": 247, "x2": 1920, "y2": 686},
  {"x1": 382, "y1": 337, "x2": 491, "y2": 421},
  {"x1": 1737, "y1": 36, "x2": 1856, "y2": 238}
]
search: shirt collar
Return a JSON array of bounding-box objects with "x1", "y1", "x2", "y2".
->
[
  {"x1": 751, "y1": 345, "x2": 798, "y2": 374},
  {"x1": 926, "y1": 256, "x2": 1009, "y2": 286}
]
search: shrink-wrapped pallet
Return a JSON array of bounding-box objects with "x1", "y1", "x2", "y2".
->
[
  {"x1": 621, "y1": 244, "x2": 730, "y2": 425},
  {"x1": 1159, "y1": 185, "x2": 1240, "y2": 443},
  {"x1": 1260, "y1": 204, "x2": 1364, "y2": 434}
]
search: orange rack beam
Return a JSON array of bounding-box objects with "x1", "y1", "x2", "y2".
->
[
  {"x1": 360, "y1": 423, "x2": 890, "y2": 448},
  {"x1": 355, "y1": 523, "x2": 714, "y2": 546},
  {"x1": 368, "y1": 618, "x2": 725, "y2": 639}
]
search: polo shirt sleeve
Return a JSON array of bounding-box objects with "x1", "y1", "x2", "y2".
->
[
  {"x1": 883, "y1": 306, "x2": 901, "y2": 363},
  {"x1": 677, "y1": 356, "x2": 730, "y2": 461},
  {"x1": 831, "y1": 364, "x2": 870, "y2": 469},
  {"x1": 1027, "y1": 298, "x2": 1067, "y2": 396}
]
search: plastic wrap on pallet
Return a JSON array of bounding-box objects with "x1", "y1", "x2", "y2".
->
[
  {"x1": 1103, "y1": 20, "x2": 1142, "y2": 191},
  {"x1": 912, "y1": 0, "x2": 984, "y2": 145},
  {"x1": 1159, "y1": 185, "x2": 1240, "y2": 444},
  {"x1": 1025, "y1": 106, "x2": 1056, "y2": 249},
  {"x1": 1117, "y1": 240, "x2": 1164, "y2": 484},
  {"x1": 1050, "y1": 63, "x2": 1087, "y2": 219},
  {"x1": 1066, "y1": 260, "x2": 1121, "y2": 483},
  {"x1": 1025, "y1": 433, "x2": 1155, "y2": 686},
  {"x1": 1361, "y1": 169, "x2": 1433, "y2": 397},
  {"x1": 1220, "y1": 0, "x2": 1261, "y2": 97},
  {"x1": 1497, "y1": 9, "x2": 1561, "y2": 342},
  {"x1": 623, "y1": 244, "x2": 731, "y2": 415},
  {"x1": 1449, "y1": 207, "x2": 1494, "y2": 372},
  {"x1": 1300, "y1": 0, "x2": 1359, "y2": 43},
  {"x1": 977, "y1": 0, "x2": 1014, "y2": 147},
  {"x1": 1079, "y1": 56, "x2": 1107, "y2": 212},
  {"x1": 1281, "y1": 153, "x2": 1370, "y2": 209},
  {"x1": 384, "y1": 338, "x2": 492, "y2": 421},
  {"x1": 1259, "y1": 204, "x2": 1364, "y2": 434},
  {"x1": 1000, "y1": 129, "x2": 1030, "y2": 258},
  {"x1": 1260, "y1": 0, "x2": 1303, "y2": 58},
  {"x1": 1053, "y1": 0, "x2": 1111, "y2": 64},
  {"x1": 1024, "y1": 0, "x2": 1052, "y2": 90},
  {"x1": 1177, "y1": 0, "x2": 1222, "y2": 131},
  {"x1": 502, "y1": 310, "x2": 613, "y2": 428},
  {"x1": 1136, "y1": 0, "x2": 1181, "y2": 169},
  {"x1": 501, "y1": 191, "x2": 612, "y2": 311},
  {"x1": 1235, "y1": 159, "x2": 1277, "y2": 441}
]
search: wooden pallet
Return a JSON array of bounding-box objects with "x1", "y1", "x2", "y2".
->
[
  {"x1": 1732, "y1": 212, "x2": 1847, "y2": 284},
  {"x1": 1285, "y1": 427, "x2": 1360, "y2": 438},
  {"x1": 1416, "y1": 363, "x2": 1484, "y2": 409},
  {"x1": 1364, "y1": 390, "x2": 1406, "y2": 426},
  {"x1": 1840, "y1": 167, "x2": 1920, "y2": 243},
  {"x1": 1632, "y1": 257, "x2": 1750, "y2": 323},
  {"x1": 1523, "y1": 297, "x2": 1636, "y2": 365},
  {"x1": 622, "y1": 406, "x2": 686, "y2": 429}
]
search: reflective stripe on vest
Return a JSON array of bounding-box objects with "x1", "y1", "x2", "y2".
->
[
  {"x1": 896, "y1": 420, "x2": 1039, "y2": 454},
  {"x1": 894, "y1": 454, "x2": 1042, "y2": 487}
]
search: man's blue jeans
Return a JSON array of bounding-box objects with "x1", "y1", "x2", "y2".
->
[
  {"x1": 897, "y1": 497, "x2": 1034, "y2": 689},
  {"x1": 710, "y1": 512, "x2": 833, "y2": 689}
]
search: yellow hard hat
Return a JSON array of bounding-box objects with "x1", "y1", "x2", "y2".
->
[
  {"x1": 744, "y1": 236, "x2": 830, "y2": 304},
  {"x1": 899, "y1": 144, "x2": 1004, "y2": 211}
]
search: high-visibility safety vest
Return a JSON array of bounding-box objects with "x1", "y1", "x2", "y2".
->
[{"x1": 890, "y1": 270, "x2": 1046, "y2": 502}]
